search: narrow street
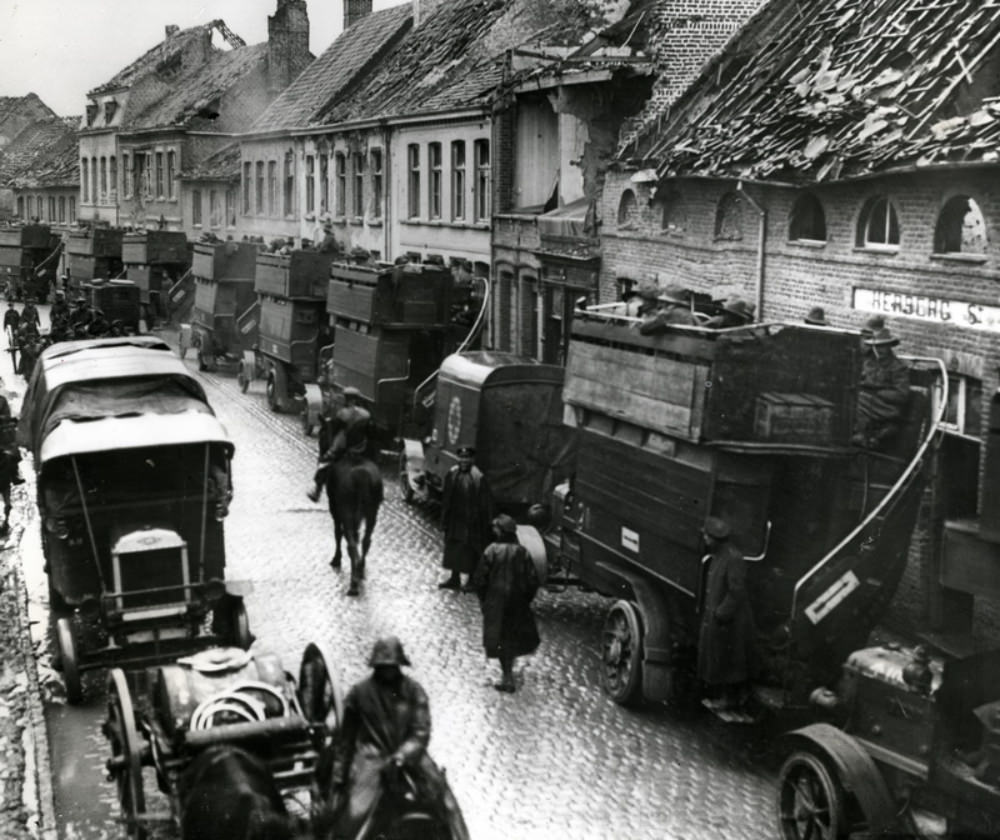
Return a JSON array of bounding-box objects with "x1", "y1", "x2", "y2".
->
[{"x1": 18, "y1": 329, "x2": 780, "y2": 840}]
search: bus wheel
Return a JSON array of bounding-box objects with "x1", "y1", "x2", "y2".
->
[{"x1": 601, "y1": 600, "x2": 643, "y2": 705}]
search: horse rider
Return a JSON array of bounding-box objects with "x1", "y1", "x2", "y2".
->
[
  {"x1": 307, "y1": 386, "x2": 372, "y2": 503},
  {"x1": 320, "y1": 636, "x2": 470, "y2": 840}
]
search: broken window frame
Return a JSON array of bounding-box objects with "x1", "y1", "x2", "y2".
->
[
  {"x1": 789, "y1": 192, "x2": 827, "y2": 243},
  {"x1": 451, "y1": 141, "x2": 466, "y2": 221},
  {"x1": 335, "y1": 152, "x2": 347, "y2": 217},
  {"x1": 167, "y1": 151, "x2": 176, "y2": 200},
  {"x1": 407, "y1": 144, "x2": 421, "y2": 219},
  {"x1": 933, "y1": 195, "x2": 988, "y2": 257},
  {"x1": 155, "y1": 152, "x2": 164, "y2": 198},
  {"x1": 353, "y1": 152, "x2": 365, "y2": 218},
  {"x1": 714, "y1": 191, "x2": 745, "y2": 241},
  {"x1": 429, "y1": 142, "x2": 442, "y2": 220},
  {"x1": 473, "y1": 139, "x2": 490, "y2": 223},
  {"x1": 617, "y1": 189, "x2": 638, "y2": 230},
  {"x1": 857, "y1": 196, "x2": 900, "y2": 251},
  {"x1": 370, "y1": 149, "x2": 383, "y2": 219},
  {"x1": 306, "y1": 155, "x2": 315, "y2": 214}
]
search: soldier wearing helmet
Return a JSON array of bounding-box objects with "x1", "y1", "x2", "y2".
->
[{"x1": 307, "y1": 386, "x2": 373, "y2": 502}]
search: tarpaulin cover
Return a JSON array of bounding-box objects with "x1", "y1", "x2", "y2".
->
[{"x1": 40, "y1": 377, "x2": 213, "y2": 452}]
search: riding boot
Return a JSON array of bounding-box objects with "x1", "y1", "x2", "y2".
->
[
  {"x1": 495, "y1": 659, "x2": 515, "y2": 693},
  {"x1": 306, "y1": 482, "x2": 321, "y2": 502},
  {"x1": 437, "y1": 572, "x2": 461, "y2": 590}
]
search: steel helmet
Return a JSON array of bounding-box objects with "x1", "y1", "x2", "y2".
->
[{"x1": 368, "y1": 636, "x2": 411, "y2": 667}]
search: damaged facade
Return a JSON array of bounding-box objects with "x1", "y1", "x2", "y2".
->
[
  {"x1": 78, "y1": 1, "x2": 313, "y2": 230},
  {"x1": 9, "y1": 117, "x2": 80, "y2": 227},
  {"x1": 607, "y1": 0, "x2": 1000, "y2": 642},
  {"x1": 491, "y1": 0, "x2": 764, "y2": 362},
  {"x1": 0, "y1": 94, "x2": 63, "y2": 219}
]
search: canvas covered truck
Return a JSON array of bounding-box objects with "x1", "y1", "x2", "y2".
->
[
  {"x1": 18, "y1": 335, "x2": 250, "y2": 704},
  {"x1": 189, "y1": 240, "x2": 259, "y2": 372},
  {"x1": 523, "y1": 307, "x2": 945, "y2": 717}
]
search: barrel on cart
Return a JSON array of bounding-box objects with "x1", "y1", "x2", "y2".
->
[
  {"x1": 18, "y1": 336, "x2": 250, "y2": 703},
  {"x1": 190, "y1": 241, "x2": 259, "y2": 372}
]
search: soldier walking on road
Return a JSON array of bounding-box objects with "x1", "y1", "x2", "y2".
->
[
  {"x1": 20, "y1": 298, "x2": 40, "y2": 333},
  {"x1": 439, "y1": 445, "x2": 493, "y2": 591},
  {"x1": 3, "y1": 303, "x2": 19, "y2": 371},
  {"x1": 471, "y1": 514, "x2": 540, "y2": 693},
  {"x1": 698, "y1": 516, "x2": 756, "y2": 711}
]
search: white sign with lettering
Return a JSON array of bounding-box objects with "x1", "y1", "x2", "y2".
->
[
  {"x1": 854, "y1": 287, "x2": 1000, "y2": 333},
  {"x1": 621, "y1": 526, "x2": 639, "y2": 553}
]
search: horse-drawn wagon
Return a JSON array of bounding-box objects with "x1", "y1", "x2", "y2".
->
[
  {"x1": 506, "y1": 307, "x2": 948, "y2": 716},
  {"x1": 103, "y1": 642, "x2": 342, "y2": 839},
  {"x1": 399, "y1": 352, "x2": 576, "y2": 514},
  {"x1": 189, "y1": 240, "x2": 258, "y2": 372},
  {"x1": 238, "y1": 250, "x2": 335, "y2": 413},
  {"x1": 18, "y1": 335, "x2": 250, "y2": 703},
  {"x1": 0, "y1": 223, "x2": 59, "y2": 302},
  {"x1": 304, "y1": 260, "x2": 475, "y2": 441}
]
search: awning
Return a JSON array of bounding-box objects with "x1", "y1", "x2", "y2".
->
[
  {"x1": 40, "y1": 411, "x2": 233, "y2": 463},
  {"x1": 536, "y1": 197, "x2": 595, "y2": 241}
]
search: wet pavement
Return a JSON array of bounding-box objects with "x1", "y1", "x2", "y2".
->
[{"x1": 21, "y1": 321, "x2": 780, "y2": 839}]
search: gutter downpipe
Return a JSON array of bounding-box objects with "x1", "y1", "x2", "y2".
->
[{"x1": 737, "y1": 181, "x2": 766, "y2": 320}]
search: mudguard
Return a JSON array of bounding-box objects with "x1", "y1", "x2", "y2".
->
[
  {"x1": 401, "y1": 438, "x2": 428, "y2": 501},
  {"x1": 783, "y1": 723, "x2": 896, "y2": 835}
]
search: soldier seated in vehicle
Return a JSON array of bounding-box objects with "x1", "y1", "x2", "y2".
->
[
  {"x1": 307, "y1": 386, "x2": 373, "y2": 503},
  {"x1": 87, "y1": 308, "x2": 111, "y2": 337},
  {"x1": 705, "y1": 298, "x2": 754, "y2": 329},
  {"x1": 69, "y1": 296, "x2": 93, "y2": 329},
  {"x1": 638, "y1": 285, "x2": 699, "y2": 334},
  {"x1": 50, "y1": 289, "x2": 70, "y2": 325},
  {"x1": 852, "y1": 328, "x2": 911, "y2": 450}
]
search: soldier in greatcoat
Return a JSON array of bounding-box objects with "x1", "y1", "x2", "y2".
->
[
  {"x1": 471, "y1": 514, "x2": 540, "y2": 693},
  {"x1": 853, "y1": 327, "x2": 911, "y2": 450},
  {"x1": 438, "y1": 446, "x2": 493, "y2": 591},
  {"x1": 697, "y1": 516, "x2": 756, "y2": 710}
]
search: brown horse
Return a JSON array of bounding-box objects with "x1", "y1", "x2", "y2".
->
[{"x1": 326, "y1": 455, "x2": 383, "y2": 596}]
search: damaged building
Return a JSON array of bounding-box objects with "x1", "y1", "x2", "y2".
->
[{"x1": 606, "y1": 0, "x2": 1000, "y2": 643}]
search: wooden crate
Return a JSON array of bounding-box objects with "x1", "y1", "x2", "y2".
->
[
  {"x1": 192, "y1": 241, "x2": 258, "y2": 281},
  {"x1": 327, "y1": 262, "x2": 452, "y2": 326},
  {"x1": 255, "y1": 252, "x2": 331, "y2": 298},
  {"x1": 753, "y1": 392, "x2": 835, "y2": 444},
  {"x1": 122, "y1": 231, "x2": 187, "y2": 265}
]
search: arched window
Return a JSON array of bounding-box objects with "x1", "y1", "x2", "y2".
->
[
  {"x1": 934, "y1": 195, "x2": 987, "y2": 255},
  {"x1": 617, "y1": 189, "x2": 638, "y2": 228},
  {"x1": 715, "y1": 191, "x2": 744, "y2": 240},
  {"x1": 789, "y1": 193, "x2": 827, "y2": 242},
  {"x1": 857, "y1": 196, "x2": 900, "y2": 249}
]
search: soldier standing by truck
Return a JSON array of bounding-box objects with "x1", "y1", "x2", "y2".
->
[{"x1": 438, "y1": 446, "x2": 493, "y2": 592}]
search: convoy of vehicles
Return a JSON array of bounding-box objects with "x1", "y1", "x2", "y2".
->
[
  {"x1": 0, "y1": 223, "x2": 59, "y2": 302},
  {"x1": 17, "y1": 335, "x2": 249, "y2": 704},
  {"x1": 121, "y1": 230, "x2": 190, "y2": 324}
]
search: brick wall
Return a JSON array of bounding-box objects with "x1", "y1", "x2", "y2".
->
[{"x1": 599, "y1": 164, "x2": 1000, "y2": 641}]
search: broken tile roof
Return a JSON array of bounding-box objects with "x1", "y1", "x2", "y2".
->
[
  {"x1": 9, "y1": 124, "x2": 79, "y2": 189},
  {"x1": 0, "y1": 118, "x2": 77, "y2": 188},
  {"x1": 251, "y1": 4, "x2": 413, "y2": 132},
  {"x1": 310, "y1": 0, "x2": 597, "y2": 126},
  {"x1": 180, "y1": 141, "x2": 241, "y2": 182},
  {"x1": 624, "y1": 0, "x2": 1000, "y2": 182},
  {"x1": 126, "y1": 42, "x2": 268, "y2": 130},
  {"x1": 89, "y1": 25, "x2": 216, "y2": 95}
]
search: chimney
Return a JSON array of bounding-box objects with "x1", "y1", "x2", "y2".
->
[
  {"x1": 182, "y1": 29, "x2": 213, "y2": 74},
  {"x1": 345, "y1": 0, "x2": 373, "y2": 30},
  {"x1": 268, "y1": 0, "x2": 310, "y2": 94},
  {"x1": 165, "y1": 24, "x2": 180, "y2": 38}
]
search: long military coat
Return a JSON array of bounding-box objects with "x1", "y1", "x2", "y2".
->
[
  {"x1": 441, "y1": 465, "x2": 493, "y2": 574},
  {"x1": 472, "y1": 538, "x2": 540, "y2": 660},
  {"x1": 697, "y1": 541, "x2": 756, "y2": 686}
]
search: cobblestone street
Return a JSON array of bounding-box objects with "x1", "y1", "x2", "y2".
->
[{"x1": 148, "y1": 352, "x2": 778, "y2": 839}]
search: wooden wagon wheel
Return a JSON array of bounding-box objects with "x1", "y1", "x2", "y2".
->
[
  {"x1": 601, "y1": 600, "x2": 644, "y2": 706},
  {"x1": 105, "y1": 668, "x2": 148, "y2": 840},
  {"x1": 230, "y1": 599, "x2": 253, "y2": 651},
  {"x1": 298, "y1": 642, "x2": 345, "y2": 738},
  {"x1": 776, "y1": 750, "x2": 847, "y2": 840},
  {"x1": 55, "y1": 617, "x2": 82, "y2": 705},
  {"x1": 266, "y1": 372, "x2": 280, "y2": 412},
  {"x1": 398, "y1": 451, "x2": 415, "y2": 504}
]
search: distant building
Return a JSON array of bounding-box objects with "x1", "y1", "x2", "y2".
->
[
  {"x1": 9, "y1": 117, "x2": 80, "y2": 228},
  {"x1": 0, "y1": 94, "x2": 62, "y2": 218},
  {"x1": 78, "y1": 0, "x2": 313, "y2": 230}
]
